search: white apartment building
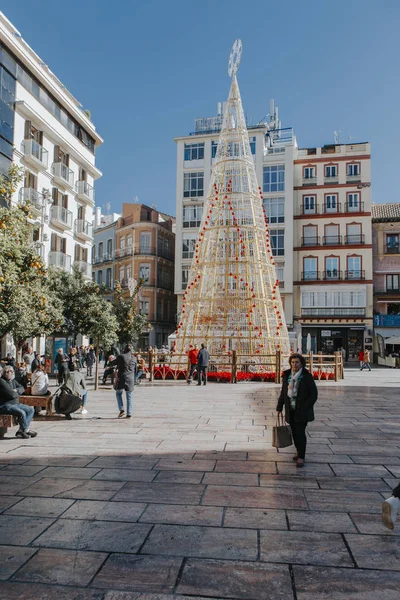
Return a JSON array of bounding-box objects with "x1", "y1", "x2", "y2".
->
[
  {"x1": 0, "y1": 12, "x2": 102, "y2": 279},
  {"x1": 174, "y1": 101, "x2": 297, "y2": 329}
]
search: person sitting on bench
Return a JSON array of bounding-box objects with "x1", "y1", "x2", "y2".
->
[
  {"x1": 0, "y1": 366, "x2": 37, "y2": 439},
  {"x1": 102, "y1": 355, "x2": 116, "y2": 385},
  {"x1": 31, "y1": 364, "x2": 50, "y2": 414}
]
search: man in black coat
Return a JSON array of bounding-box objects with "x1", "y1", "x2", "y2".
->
[
  {"x1": 197, "y1": 343, "x2": 210, "y2": 386},
  {"x1": 276, "y1": 353, "x2": 317, "y2": 467},
  {"x1": 0, "y1": 366, "x2": 37, "y2": 439},
  {"x1": 110, "y1": 345, "x2": 137, "y2": 418}
]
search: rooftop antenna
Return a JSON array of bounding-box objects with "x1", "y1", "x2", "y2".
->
[{"x1": 105, "y1": 202, "x2": 111, "y2": 214}]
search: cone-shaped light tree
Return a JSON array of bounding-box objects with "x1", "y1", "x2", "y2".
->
[{"x1": 174, "y1": 40, "x2": 290, "y2": 363}]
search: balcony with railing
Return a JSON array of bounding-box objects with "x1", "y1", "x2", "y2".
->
[
  {"x1": 344, "y1": 201, "x2": 365, "y2": 213},
  {"x1": 324, "y1": 175, "x2": 339, "y2": 185},
  {"x1": 374, "y1": 287, "x2": 400, "y2": 295},
  {"x1": 302, "y1": 176, "x2": 317, "y2": 186},
  {"x1": 74, "y1": 260, "x2": 91, "y2": 278},
  {"x1": 136, "y1": 246, "x2": 157, "y2": 256},
  {"x1": 158, "y1": 247, "x2": 174, "y2": 261},
  {"x1": 21, "y1": 140, "x2": 48, "y2": 169},
  {"x1": 344, "y1": 234, "x2": 365, "y2": 245},
  {"x1": 51, "y1": 162, "x2": 74, "y2": 188},
  {"x1": 301, "y1": 271, "x2": 320, "y2": 281},
  {"x1": 301, "y1": 236, "x2": 320, "y2": 247},
  {"x1": 18, "y1": 188, "x2": 44, "y2": 218},
  {"x1": 322, "y1": 270, "x2": 343, "y2": 281},
  {"x1": 74, "y1": 219, "x2": 93, "y2": 241},
  {"x1": 302, "y1": 307, "x2": 366, "y2": 317},
  {"x1": 75, "y1": 181, "x2": 94, "y2": 204},
  {"x1": 50, "y1": 205, "x2": 73, "y2": 229},
  {"x1": 385, "y1": 245, "x2": 399, "y2": 254},
  {"x1": 48, "y1": 251, "x2": 71, "y2": 271},
  {"x1": 322, "y1": 235, "x2": 342, "y2": 246},
  {"x1": 113, "y1": 247, "x2": 134, "y2": 259},
  {"x1": 345, "y1": 270, "x2": 365, "y2": 280},
  {"x1": 346, "y1": 173, "x2": 361, "y2": 183},
  {"x1": 322, "y1": 202, "x2": 341, "y2": 214},
  {"x1": 300, "y1": 205, "x2": 319, "y2": 215}
]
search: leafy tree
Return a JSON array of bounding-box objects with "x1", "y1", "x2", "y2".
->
[
  {"x1": 0, "y1": 165, "x2": 63, "y2": 352},
  {"x1": 113, "y1": 280, "x2": 150, "y2": 347}
]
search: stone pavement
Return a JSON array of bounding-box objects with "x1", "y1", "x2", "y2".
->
[{"x1": 0, "y1": 369, "x2": 400, "y2": 599}]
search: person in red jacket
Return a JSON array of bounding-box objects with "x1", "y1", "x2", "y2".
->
[
  {"x1": 358, "y1": 350, "x2": 365, "y2": 369},
  {"x1": 187, "y1": 345, "x2": 199, "y2": 384}
]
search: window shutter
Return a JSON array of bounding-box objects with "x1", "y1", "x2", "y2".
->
[
  {"x1": 53, "y1": 145, "x2": 60, "y2": 162},
  {"x1": 52, "y1": 188, "x2": 58, "y2": 204},
  {"x1": 65, "y1": 153, "x2": 70, "y2": 167},
  {"x1": 74, "y1": 245, "x2": 79, "y2": 261},
  {"x1": 63, "y1": 194, "x2": 68, "y2": 209},
  {"x1": 38, "y1": 131, "x2": 43, "y2": 146},
  {"x1": 61, "y1": 237, "x2": 66, "y2": 254},
  {"x1": 24, "y1": 120, "x2": 32, "y2": 140},
  {"x1": 83, "y1": 248, "x2": 88, "y2": 262},
  {"x1": 80, "y1": 168, "x2": 87, "y2": 182},
  {"x1": 51, "y1": 233, "x2": 57, "y2": 251}
]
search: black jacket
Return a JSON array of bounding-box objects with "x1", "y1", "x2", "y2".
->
[
  {"x1": 276, "y1": 368, "x2": 318, "y2": 423},
  {"x1": 111, "y1": 351, "x2": 137, "y2": 391},
  {"x1": 0, "y1": 376, "x2": 24, "y2": 406},
  {"x1": 197, "y1": 348, "x2": 210, "y2": 367}
]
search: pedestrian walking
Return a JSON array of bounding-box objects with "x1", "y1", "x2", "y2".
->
[
  {"x1": 276, "y1": 353, "x2": 318, "y2": 468},
  {"x1": 86, "y1": 346, "x2": 96, "y2": 377},
  {"x1": 361, "y1": 348, "x2": 372, "y2": 371},
  {"x1": 69, "y1": 347, "x2": 80, "y2": 371},
  {"x1": 55, "y1": 348, "x2": 69, "y2": 385},
  {"x1": 382, "y1": 482, "x2": 400, "y2": 530},
  {"x1": 110, "y1": 345, "x2": 137, "y2": 418},
  {"x1": 197, "y1": 343, "x2": 210, "y2": 386},
  {"x1": 23, "y1": 347, "x2": 34, "y2": 373},
  {"x1": 187, "y1": 344, "x2": 199, "y2": 384},
  {"x1": 358, "y1": 349, "x2": 365, "y2": 369}
]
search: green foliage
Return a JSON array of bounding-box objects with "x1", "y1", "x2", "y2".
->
[
  {"x1": 113, "y1": 280, "x2": 150, "y2": 346},
  {"x1": 0, "y1": 164, "x2": 24, "y2": 207},
  {"x1": 0, "y1": 165, "x2": 63, "y2": 347}
]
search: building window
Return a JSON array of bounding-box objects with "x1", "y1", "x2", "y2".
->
[
  {"x1": 303, "y1": 166, "x2": 315, "y2": 179},
  {"x1": 324, "y1": 224, "x2": 340, "y2": 245},
  {"x1": 386, "y1": 234, "x2": 399, "y2": 254},
  {"x1": 346, "y1": 223, "x2": 362, "y2": 244},
  {"x1": 182, "y1": 235, "x2": 197, "y2": 259},
  {"x1": 325, "y1": 257, "x2": 339, "y2": 279},
  {"x1": 347, "y1": 256, "x2": 361, "y2": 278},
  {"x1": 140, "y1": 232, "x2": 151, "y2": 252},
  {"x1": 303, "y1": 257, "x2": 317, "y2": 279},
  {"x1": 211, "y1": 141, "x2": 218, "y2": 159},
  {"x1": 301, "y1": 290, "x2": 366, "y2": 308},
  {"x1": 249, "y1": 136, "x2": 256, "y2": 155},
  {"x1": 126, "y1": 235, "x2": 132, "y2": 247},
  {"x1": 97, "y1": 270, "x2": 103, "y2": 285},
  {"x1": 263, "y1": 165, "x2": 285, "y2": 192},
  {"x1": 347, "y1": 163, "x2": 360, "y2": 176},
  {"x1": 303, "y1": 195, "x2": 316, "y2": 214},
  {"x1": 184, "y1": 172, "x2": 204, "y2": 197},
  {"x1": 183, "y1": 204, "x2": 203, "y2": 227},
  {"x1": 386, "y1": 274, "x2": 400, "y2": 291},
  {"x1": 263, "y1": 197, "x2": 284, "y2": 223},
  {"x1": 126, "y1": 265, "x2": 132, "y2": 281},
  {"x1": 98, "y1": 241, "x2": 103, "y2": 258},
  {"x1": 347, "y1": 192, "x2": 360, "y2": 211},
  {"x1": 270, "y1": 229, "x2": 284, "y2": 256},
  {"x1": 303, "y1": 225, "x2": 318, "y2": 246},
  {"x1": 120, "y1": 236, "x2": 125, "y2": 249},
  {"x1": 107, "y1": 239, "x2": 112, "y2": 256},
  {"x1": 106, "y1": 268, "x2": 112, "y2": 289},
  {"x1": 325, "y1": 165, "x2": 337, "y2": 177},
  {"x1": 275, "y1": 264, "x2": 284, "y2": 284},
  {"x1": 182, "y1": 268, "x2": 189, "y2": 290},
  {"x1": 139, "y1": 264, "x2": 150, "y2": 283},
  {"x1": 325, "y1": 194, "x2": 338, "y2": 212},
  {"x1": 119, "y1": 266, "x2": 124, "y2": 283},
  {"x1": 184, "y1": 143, "x2": 204, "y2": 161},
  {"x1": 139, "y1": 300, "x2": 149, "y2": 315}
]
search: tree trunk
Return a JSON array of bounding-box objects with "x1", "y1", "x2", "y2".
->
[{"x1": 94, "y1": 339, "x2": 99, "y2": 391}]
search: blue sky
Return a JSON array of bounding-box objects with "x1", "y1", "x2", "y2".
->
[{"x1": 4, "y1": 0, "x2": 400, "y2": 216}]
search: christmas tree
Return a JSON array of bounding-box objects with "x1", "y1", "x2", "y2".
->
[{"x1": 174, "y1": 40, "x2": 290, "y2": 363}]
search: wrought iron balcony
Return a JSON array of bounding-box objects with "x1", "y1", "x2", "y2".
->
[
  {"x1": 51, "y1": 162, "x2": 74, "y2": 188},
  {"x1": 345, "y1": 270, "x2": 365, "y2": 280},
  {"x1": 344, "y1": 234, "x2": 365, "y2": 245},
  {"x1": 18, "y1": 188, "x2": 44, "y2": 217},
  {"x1": 322, "y1": 202, "x2": 341, "y2": 214},
  {"x1": 322, "y1": 270, "x2": 343, "y2": 281},
  {"x1": 344, "y1": 201, "x2": 364, "y2": 213},
  {"x1": 75, "y1": 180, "x2": 94, "y2": 204},
  {"x1": 301, "y1": 236, "x2": 320, "y2": 246},
  {"x1": 300, "y1": 205, "x2": 319, "y2": 215},
  {"x1": 94, "y1": 253, "x2": 113, "y2": 264},
  {"x1": 48, "y1": 251, "x2": 71, "y2": 271},
  {"x1": 385, "y1": 246, "x2": 399, "y2": 254},
  {"x1": 21, "y1": 140, "x2": 48, "y2": 169},
  {"x1": 322, "y1": 235, "x2": 342, "y2": 246},
  {"x1": 113, "y1": 247, "x2": 133, "y2": 259},
  {"x1": 301, "y1": 271, "x2": 320, "y2": 281},
  {"x1": 50, "y1": 205, "x2": 73, "y2": 229},
  {"x1": 74, "y1": 219, "x2": 93, "y2": 240},
  {"x1": 302, "y1": 307, "x2": 366, "y2": 317},
  {"x1": 136, "y1": 246, "x2": 157, "y2": 256},
  {"x1": 74, "y1": 260, "x2": 91, "y2": 278}
]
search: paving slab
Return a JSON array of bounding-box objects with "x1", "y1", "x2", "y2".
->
[
  {"x1": 203, "y1": 484, "x2": 308, "y2": 509},
  {"x1": 4, "y1": 497, "x2": 75, "y2": 518},
  {"x1": 112, "y1": 481, "x2": 204, "y2": 504},
  {"x1": 0, "y1": 515, "x2": 55, "y2": 545},
  {"x1": 61, "y1": 500, "x2": 147, "y2": 522},
  {"x1": 0, "y1": 546, "x2": 37, "y2": 580},
  {"x1": 345, "y1": 533, "x2": 400, "y2": 570},
  {"x1": 139, "y1": 503, "x2": 223, "y2": 526},
  {"x1": 223, "y1": 508, "x2": 287, "y2": 530}
]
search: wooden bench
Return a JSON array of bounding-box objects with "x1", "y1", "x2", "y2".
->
[
  {"x1": 0, "y1": 414, "x2": 16, "y2": 438},
  {"x1": 19, "y1": 394, "x2": 54, "y2": 416}
]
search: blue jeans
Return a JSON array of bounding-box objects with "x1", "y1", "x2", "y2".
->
[
  {"x1": 135, "y1": 370, "x2": 144, "y2": 383},
  {"x1": 116, "y1": 390, "x2": 133, "y2": 416},
  {"x1": 81, "y1": 390, "x2": 88, "y2": 406},
  {"x1": 0, "y1": 403, "x2": 34, "y2": 431}
]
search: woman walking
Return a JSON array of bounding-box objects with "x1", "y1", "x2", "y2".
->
[
  {"x1": 276, "y1": 353, "x2": 318, "y2": 468},
  {"x1": 109, "y1": 345, "x2": 137, "y2": 418}
]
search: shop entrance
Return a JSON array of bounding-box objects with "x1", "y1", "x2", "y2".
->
[{"x1": 347, "y1": 330, "x2": 363, "y2": 362}]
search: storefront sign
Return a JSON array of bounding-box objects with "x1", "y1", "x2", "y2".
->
[{"x1": 321, "y1": 330, "x2": 331, "y2": 337}]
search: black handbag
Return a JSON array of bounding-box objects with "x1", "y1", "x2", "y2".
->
[{"x1": 272, "y1": 413, "x2": 293, "y2": 450}]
